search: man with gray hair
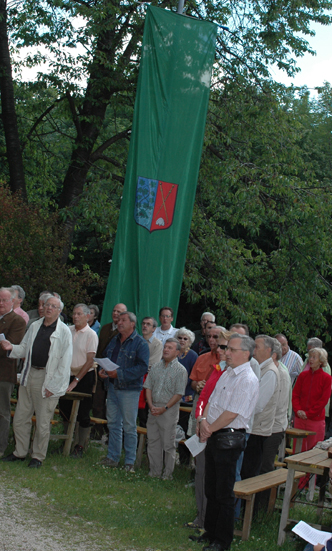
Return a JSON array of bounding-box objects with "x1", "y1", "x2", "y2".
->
[
  {"x1": 193, "y1": 312, "x2": 216, "y2": 346},
  {"x1": 274, "y1": 333, "x2": 302, "y2": 385},
  {"x1": 99, "y1": 311, "x2": 149, "y2": 472},
  {"x1": 196, "y1": 333, "x2": 259, "y2": 551},
  {"x1": 12, "y1": 285, "x2": 29, "y2": 325},
  {"x1": 0, "y1": 287, "x2": 26, "y2": 457},
  {"x1": 59, "y1": 303, "x2": 98, "y2": 457},
  {"x1": 144, "y1": 338, "x2": 187, "y2": 480},
  {"x1": 241, "y1": 334, "x2": 280, "y2": 480},
  {"x1": 1, "y1": 294, "x2": 72, "y2": 467}
]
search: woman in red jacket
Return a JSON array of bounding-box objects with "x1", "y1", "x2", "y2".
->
[{"x1": 293, "y1": 347, "x2": 332, "y2": 452}]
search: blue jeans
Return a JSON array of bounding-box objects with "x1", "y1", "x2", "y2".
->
[
  {"x1": 106, "y1": 384, "x2": 140, "y2": 465},
  {"x1": 303, "y1": 545, "x2": 314, "y2": 551}
]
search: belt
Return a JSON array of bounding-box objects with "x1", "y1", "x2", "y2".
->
[
  {"x1": 213, "y1": 428, "x2": 246, "y2": 435},
  {"x1": 31, "y1": 365, "x2": 46, "y2": 370}
]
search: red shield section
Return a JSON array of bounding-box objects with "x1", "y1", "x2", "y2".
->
[{"x1": 150, "y1": 181, "x2": 178, "y2": 232}]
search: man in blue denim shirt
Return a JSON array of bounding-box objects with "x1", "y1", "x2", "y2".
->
[{"x1": 99, "y1": 311, "x2": 149, "y2": 472}]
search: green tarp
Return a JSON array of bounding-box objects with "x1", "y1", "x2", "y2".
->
[{"x1": 101, "y1": 6, "x2": 217, "y2": 327}]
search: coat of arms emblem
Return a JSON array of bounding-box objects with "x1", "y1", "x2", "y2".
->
[{"x1": 134, "y1": 177, "x2": 178, "y2": 232}]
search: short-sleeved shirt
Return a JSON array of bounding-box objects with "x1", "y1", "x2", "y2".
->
[
  {"x1": 189, "y1": 350, "x2": 220, "y2": 382},
  {"x1": 70, "y1": 324, "x2": 98, "y2": 372},
  {"x1": 207, "y1": 361, "x2": 259, "y2": 431},
  {"x1": 144, "y1": 358, "x2": 188, "y2": 404}
]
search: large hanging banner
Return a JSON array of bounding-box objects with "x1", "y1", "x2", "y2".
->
[{"x1": 101, "y1": 6, "x2": 217, "y2": 327}]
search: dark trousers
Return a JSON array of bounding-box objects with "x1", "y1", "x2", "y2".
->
[
  {"x1": 59, "y1": 371, "x2": 95, "y2": 428},
  {"x1": 241, "y1": 433, "x2": 267, "y2": 480},
  {"x1": 204, "y1": 434, "x2": 244, "y2": 550}
]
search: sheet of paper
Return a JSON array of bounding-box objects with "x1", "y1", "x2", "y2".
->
[
  {"x1": 184, "y1": 434, "x2": 206, "y2": 457},
  {"x1": 94, "y1": 357, "x2": 120, "y2": 372},
  {"x1": 292, "y1": 520, "x2": 331, "y2": 545},
  {"x1": 0, "y1": 333, "x2": 6, "y2": 341}
]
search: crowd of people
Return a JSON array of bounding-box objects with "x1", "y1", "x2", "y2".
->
[{"x1": 0, "y1": 286, "x2": 332, "y2": 551}]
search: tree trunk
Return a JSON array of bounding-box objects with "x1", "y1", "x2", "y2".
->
[{"x1": 0, "y1": 0, "x2": 27, "y2": 199}]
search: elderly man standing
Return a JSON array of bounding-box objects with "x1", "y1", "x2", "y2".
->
[
  {"x1": 99, "y1": 312, "x2": 149, "y2": 472},
  {"x1": 197, "y1": 334, "x2": 259, "y2": 551},
  {"x1": 92, "y1": 302, "x2": 127, "y2": 431},
  {"x1": 59, "y1": 303, "x2": 98, "y2": 457},
  {"x1": 275, "y1": 333, "x2": 302, "y2": 385},
  {"x1": 1, "y1": 294, "x2": 72, "y2": 468},
  {"x1": 0, "y1": 287, "x2": 26, "y2": 457},
  {"x1": 12, "y1": 285, "x2": 29, "y2": 325},
  {"x1": 193, "y1": 312, "x2": 215, "y2": 346},
  {"x1": 144, "y1": 338, "x2": 187, "y2": 480}
]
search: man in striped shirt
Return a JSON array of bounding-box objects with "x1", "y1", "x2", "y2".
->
[{"x1": 275, "y1": 333, "x2": 302, "y2": 385}]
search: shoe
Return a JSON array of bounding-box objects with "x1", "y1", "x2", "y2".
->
[
  {"x1": 70, "y1": 445, "x2": 84, "y2": 458},
  {"x1": 100, "y1": 457, "x2": 118, "y2": 467},
  {"x1": 1, "y1": 453, "x2": 25, "y2": 462},
  {"x1": 124, "y1": 464, "x2": 135, "y2": 473},
  {"x1": 28, "y1": 458, "x2": 42, "y2": 468},
  {"x1": 148, "y1": 471, "x2": 161, "y2": 478},
  {"x1": 189, "y1": 532, "x2": 211, "y2": 543},
  {"x1": 183, "y1": 518, "x2": 203, "y2": 529},
  {"x1": 203, "y1": 542, "x2": 224, "y2": 551},
  {"x1": 161, "y1": 473, "x2": 173, "y2": 480}
]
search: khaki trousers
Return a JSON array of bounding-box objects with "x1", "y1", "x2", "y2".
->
[
  {"x1": 13, "y1": 368, "x2": 58, "y2": 461},
  {"x1": 147, "y1": 402, "x2": 179, "y2": 477}
]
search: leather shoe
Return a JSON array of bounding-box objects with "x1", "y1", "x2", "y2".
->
[
  {"x1": 1, "y1": 453, "x2": 25, "y2": 462},
  {"x1": 189, "y1": 532, "x2": 211, "y2": 543},
  {"x1": 28, "y1": 458, "x2": 42, "y2": 468},
  {"x1": 203, "y1": 542, "x2": 225, "y2": 551}
]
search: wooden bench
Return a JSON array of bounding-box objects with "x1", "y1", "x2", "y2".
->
[{"x1": 234, "y1": 468, "x2": 305, "y2": 541}]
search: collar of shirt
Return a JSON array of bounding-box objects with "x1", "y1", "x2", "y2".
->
[
  {"x1": 148, "y1": 335, "x2": 156, "y2": 343},
  {"x1": 0, "y1": 309, "x2": 13, "y2": 320},
  {"x1": 158, "y1": 325, "x2": 174, "y2": 334},
  {"x1": 259, "y1": 358, "x2": 272, "y2": 369},
  {"x1": 71, "y1": 323, "x2": 89, "y2": 333},
  {"x1": 162, "y1": 358, "x2": 179, "y2": 369},
  {"x1": 226, "y1": 361, "x2": 251, "y2": 377},
  {"x1": 43, "y1": 319, "x2": 57, "y2": 329}
]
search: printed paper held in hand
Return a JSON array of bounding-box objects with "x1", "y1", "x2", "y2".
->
[
  {"x1": 185, "y1": 435, "x2": 207, "y2": 457},
  {"x1": 94, "y1": 358, "x2": 120, "y2": 372},
  {"x1": 0, "y1": 333, "x2": 5, "y2": 341},
  {"x1": 292, "y1": 520, "x2": 331, "y2": 545}
]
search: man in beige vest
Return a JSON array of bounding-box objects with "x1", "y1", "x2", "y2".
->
[{"x1": 241, "y1": 334, "x2": 280, "y2": 480}]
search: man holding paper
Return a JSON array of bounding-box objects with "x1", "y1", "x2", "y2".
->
[
  {"x1": 197, "y1": 334, "x2": 259, "y2": 551},
  {"x1": 99, "y1": 312, "x2": 149, "y2": 472}
]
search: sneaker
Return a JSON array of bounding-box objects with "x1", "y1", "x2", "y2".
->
[
  {"x1": 161, "y1": 473, "x2": 173, "y2": 481},
  {"x1": 100, "y1": 457, "x2": 118, "y2": 467},
  {"x1": 70, "y1": 445, "x2": 84, "y2": 458},
  {"x1": 124, "y1": 464, "x2": 135, "y2": 473}
]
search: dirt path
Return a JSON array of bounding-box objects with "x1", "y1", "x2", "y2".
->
[{"x1": 0, "y1": 484, "x2": 117, "y2": 551}]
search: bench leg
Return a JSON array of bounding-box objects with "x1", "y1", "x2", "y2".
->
[
  {"x1": 63, "y1": 399, "x2": 80, "y2": 456},
  {"x1": 317, "y1": 469, "x2": 328, "y2": 517},
  {"x1": 242, "y1": 495, "x2": 255, "y2": 541},
  {"x1": 268, "y1": 487, "x2": 277, "y2": 513},
  {"x1": 277, "y1": 467, "x2": 295, "y2": 545},
  {"x1": 136, "y1": 433, "x2": 146, "y2": 469}
]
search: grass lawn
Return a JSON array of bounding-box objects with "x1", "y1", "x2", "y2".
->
[{"x1": 1, "y1": 436, "x2": 331, "y2": 551}]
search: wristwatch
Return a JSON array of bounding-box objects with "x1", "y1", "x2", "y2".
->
[
  {"x1": 74, "y1": 377, "x2": 80, "y2": 382},
  {"x1": 164, "y1": 406, "x2": 169, "y2": 410}
]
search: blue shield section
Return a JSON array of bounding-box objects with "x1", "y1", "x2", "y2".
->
[{"x1": 134, "y1": 177, "x2": 158, "y2": 231}]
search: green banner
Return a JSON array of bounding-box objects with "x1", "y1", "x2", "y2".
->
[{"x1": 101, "y1": 6, "x2": 217, "y2": 327}]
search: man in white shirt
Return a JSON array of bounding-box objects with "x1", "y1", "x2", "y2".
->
[
  {"x1": 59, "y1": 303, "x2": 98, "y2": 457},
  {"x1": 196, "y1": 334, "x2": 259, "y2": 551},
  {"x1": 153, "y1": 307, "x2": 177, "y2": 345}
]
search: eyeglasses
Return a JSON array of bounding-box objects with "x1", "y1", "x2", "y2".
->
[
  {"x1": 178, "y1": 336, "x2": 188, "y2": 340},
  {"x1": 0, "y1": 299, "x2": 11, "y2": 303},
  {"x1": 46, "y1": 304, "x2": 60, "y2": 310},
  {"x1": 207, "y1": 335, "x2": 219, "y2": 339},
  {"x1": 226, "y1": 347, "x2": 243, "y2": 352},
  {"x1": 218, "y1": 344, "x2": 227, "y2": 349},
  {"x1": 142, "y1": 322, "x2": 153, "y2": 326},
  {"x1": 160, "y1": 314, "x2": 172, "y2": 318}
]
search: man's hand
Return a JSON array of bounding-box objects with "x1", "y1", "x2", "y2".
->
[
  {"x1": 313, "y1": 544, "x2": 325, "y2": 551},
  {"x1": 196, "y1": 418, "x2": 201, "y2": 437},
  {"x1": 98, "y1": 368, "x2": 109, "y2": 379},
  {"x1": 199, "y1": 419, "x2": 212, "y2": 442},
  {"x1": 0, "y1": 339, "x2": 12, "y2": 351},
  {"x1": 150, "y1": 406, "x2": 166, "y2": 416},
  {"x1": 66, "y1": 379, "x2": 78, "y2": 393},
  {"x1": 196, "y1": 380, "x2": 206, "y2": 394},
  {"x1": 108, "y1": 370, "x2": 118, "y2": 379},
  {"x1": 44, "y1": 388, "x2": 54, "y2": 398},
  {"x1": 297, "y1": 410, "x2": 307, "y2": 420}
]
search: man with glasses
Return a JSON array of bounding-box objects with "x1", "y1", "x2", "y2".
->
[
  {"x1": 0, "y1": 294, "x2": 72, "y2": 468},
  {"x1": 196, "y1": 334, "x2": 259, "y2": 551},
  {"x1": 0, "y1": 287, "x2": 26, "y2": 457},
  {"x1": 141, "y1": 317, "x2": 163, "y2": 368},
  {"x1": 153, "y1": 307, "x2": 177, "y2": 345}
]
